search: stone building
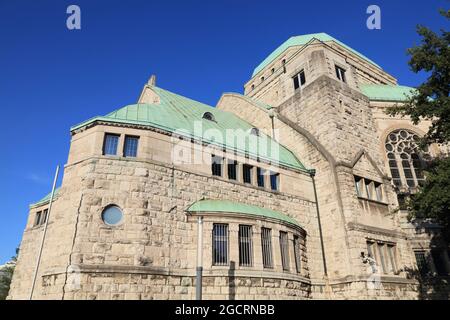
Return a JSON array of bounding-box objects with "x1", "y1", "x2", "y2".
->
[{"x1": 8, "y1": 33, "x2": 450, "y2": 300}]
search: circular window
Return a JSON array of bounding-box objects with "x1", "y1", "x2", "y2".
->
[{"x1": 101, "y1": 205, "x2": 124, "y2": 226}]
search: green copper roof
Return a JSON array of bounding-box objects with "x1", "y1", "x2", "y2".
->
[
  {"x1": 71, "y1": 86, "x2": 306, "y2": 171},
  {"x1": 187, "y1": 199, "x2": 301, "y2": 228},
  {"x1": 30, "y1": 187, "x2": 61, "y2": 208},
  {"x1": 359, "y1": 84, "x2": 416, "y2": 102},
  {"x1": 252, "y1": 32, "x2": 381, "y2": 77}
]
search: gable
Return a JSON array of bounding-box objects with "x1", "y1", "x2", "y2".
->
[{"x1": 351, "y1": 150, "x2": 384, "y2": 182}]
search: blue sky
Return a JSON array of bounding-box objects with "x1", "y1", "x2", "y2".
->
[{"x1": 0, "y1": 0, "x2": 448, "y2": 263}]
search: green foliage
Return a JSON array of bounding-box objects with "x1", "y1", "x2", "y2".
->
[
  {"x1": 0, "y1": 249, "x2": 18, "y2": 300},
  {"x1": 0, "y1": 265, "x2": 15, "y2": 300},
  {"x1": 407, "y1": 157, "x2": 450, "y2": 240},
  {"x1": 386, "y1": 9, "x2": 450, "y2": 239},
  {"x1": 386, "y1": 10, "x2": 450, "y2": 146}
]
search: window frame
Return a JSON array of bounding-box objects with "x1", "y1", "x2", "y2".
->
[
  {"x1": 227, "y1": 159, "x2": 238, "y2": 181},
  {"x1": 279, "y1": 231, "x2": 290, "y2": 271},
  {"x1": 242, "y1": 164, "x2": 253, "y2": 184},
  {"x1": 292, "y1": 69, "x2": 306, "y2": 90},
  {"x1": 34, "y1": 211, "x2": 42, "y2": 227},
  {"x1": 335, "y1": 65, "x2": 346, "y2": 83},
  {"x1": 211, "y1": 155, "x2": 224, "y2": 177},
  {"x1": 123, "y1": 135, "x2": 139, "y2": 158},
  {"x1": 256, "y1": 167, "x2": 265, "y2": 188},
  {"x1": 103, "y1": 133, "x2": 120, "y2": 156},
  {"x1": 270, "y1": 172, "x2": 280, "y2": 191},
  {"x1": 293, "y1": 235, "x2": 302, "y2": 273},
  {"x1": 261, "y1": 227, "x2": 274, "y2": 269},
  {"x1": 212, "y1": 223, "x2": 229, "y2": 266},
  {"x1": 238, "y1": 225, "x2": 254, "y2": 267}
]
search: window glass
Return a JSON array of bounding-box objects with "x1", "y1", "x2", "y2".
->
[
  {"x1": 385, "y1": 129, "x2": 429, "y2": 188},
  {"x1": 243, "y1": 164, "x2": 253, "y2": 184},
  {"x1": 257, "y1": 167, "x2": 265, "y2": 187},
  {"x1": 34, "y1": 211, "x2": 42, "y2": 226},
  {"x1": 101, "y1": 205, "x2": 124, "y2": 226},
  {"x1": 261, "y1": 228, "x2": 273, "y2": 269},
  {"x1": 280, "y1": 231, "x2": 290, "y2": 271},
  {"x1": 355, "y1": 176, "x2": 364, "y2": 197},
  {"x1": 335, "y1": 65, "x2": 346, "y2": 82},
  {"x1": 375, "y1": 183, "x2": 383, "y2": 201},
  {"x1": 227, "y1": 160, "x2": 237, "y2": 180},
  {"x1": 103, "y1": 134, "x2": 119, "y2": 155},
  {"x1": 415, "y1": 251, "x2": 430, "y2": 277},
  {"x1": 294, "y1": 235, "x2": 302, "y2": 273},
  {"x1": 292, "y1": 70, "x2": 306, "y2": 90},
  {"x1": 212, "y1": 224, "x2": 229, "y2": 266},
  {"x1": 124, "y1": 136, "x2": 139, "y2": 157},
  {"x1": 270, "y1": 172, "x2": 279, "y2": 191},
  {"x1": 211, "y1": 155, "x2": 223, "y2": 177},
  {"x1": 238, "y1": 225, "x2": 253, "y2": 267}
]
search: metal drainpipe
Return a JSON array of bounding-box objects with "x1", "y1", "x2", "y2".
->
[
  {"x1": 29, "y1": 165, "x2": 60, "y2": 300},
  {"x1": 310, "y1": 169, "x2": 328, "y2": 276},
  {"x1": 196, "y1": 216, "x2": 203, "y2": 300},
  {"x1": 268, "y1": 109, "x2": 276, "y2": 141}
]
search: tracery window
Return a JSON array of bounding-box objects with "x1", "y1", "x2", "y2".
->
[{"x1": 384, "y1": 129, "x2": 429, "y2": 188}]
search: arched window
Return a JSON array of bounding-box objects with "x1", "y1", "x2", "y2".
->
[
  {"x1": 202, "y1": 112, "x2": 215, "y2": 122},
  {"x1": 385, "y1": 129, "x2": 429, "y2": 188},
  {"x1": 250, "y1": 127, "x2": 260, "y2": 136}
]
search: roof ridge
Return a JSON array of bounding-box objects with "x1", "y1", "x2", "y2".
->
[{"x1": 252, "y1": 32, "x2": 381, "y2": 77}]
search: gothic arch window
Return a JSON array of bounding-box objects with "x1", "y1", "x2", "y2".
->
[{"x1": 385, "y1": 129, "x2": 429, "y2": 188}]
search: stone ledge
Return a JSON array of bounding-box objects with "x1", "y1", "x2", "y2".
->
[
  {"x1": 347, "y1": 222, "x2": 406, "y2": 239},
  {"x1": 42, "y1": 264, "x2": 312, "y2": 285}
]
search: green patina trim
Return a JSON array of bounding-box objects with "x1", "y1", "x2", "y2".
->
[
  {"x1": 30, "y1": 187, "x2": 61, "y2": 208},
  {"x1": 187, "y1": 199, "x2": 301, "y2": 228},
  {"x1": 252, "y1": 32, "x2": 381, "y2": 77},
  {"x1": 71, "y1": 86, "x2": 306, "y2": 172},
  {"x1": 360, "y1": 84, "x2": 416, "y2": 102}
]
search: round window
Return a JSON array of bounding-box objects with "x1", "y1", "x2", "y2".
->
[{"x1": 101, "y1": 205, "x2": 124, "y2": 226}]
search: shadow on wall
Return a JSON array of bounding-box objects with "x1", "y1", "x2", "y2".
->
[
  {"x1": 402, "y1": 224, "x2": 450, "y2": 300},
  {"x1": 228, "y1": 261, "x2": 236, "y2": 300}
]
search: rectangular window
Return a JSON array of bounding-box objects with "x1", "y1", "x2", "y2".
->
[
  {"x1": 238, "y1": 225, "x2": 253, "y2": 267},
  {"x1": 270, "y1": 172, "x2": 279, "y2": 191},
  {"x1": 387, "y1": 244, "x2": 397, "y2": 274},
  {"x1": 294, "y1": 235, "x2": 302, "y2": 273},
  {"x1": 261, "y1": 228, "x2": 273, "y2": 269},
  {"x1": 103, "y1": 134, "x2": 120, "y2": 155},
  {"x1": 34, "y1": 211, "x2": 42, "y2": 226},
  {"x1": 292, "y1": 69, "x2": 306, "y2": 90},
  {"x1": 227, "y1": 160, "x2": 238, "y2": 180},
  {"x1": 415, "y1": 251, "x2": 430, "y2": 277},
  {"x1": 41, "y1": 209, "x2": 48, "y2": 225},
  {"x1": 355, "y1": 176, "x2": 364, "y2": 197},
  {"x1": 377, "y1": 242, "x2": 387, "y2": 273},
  {"x1": 257, "y1": 167, "x2": 265, "y2": 187},
  {"x1": 365, "y1": 180, "x2": 374, "y2": 200},
  {"x1": 243, "y1": 164, "x2": 253, "y2": 184},
  {"x1": 335, "y1": 65, "x2": 346, "y2": 83},
  {"x1": 212, "y1": 224, "x2": 229, "y2": 266},
  {"x1": 366, "y1": 241, "x2": 375, "y2": 258},
  {"x1": 123, "y1": 136, "x2": 139, "y2": 157},
  {"x1": 375, "y1": 182, "x2": 383, "y2": 202},
  {"x1": 279, "y1": 231, "x2": 290, "y2": 271},
  {"x1": 211, "y1": 155, "x2": 223, "y2": 177}
]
